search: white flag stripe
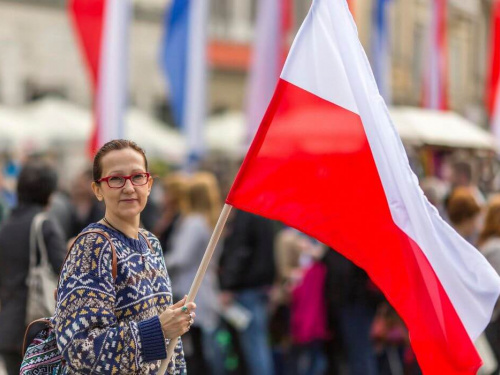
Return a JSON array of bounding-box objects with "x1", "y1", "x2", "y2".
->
[
  {"x1": 184, "y1": 0, "x2": 209, "y2": 159},
  {"x1": 281, "y1": 3, "x2": 358, "y2": 115},
  {"x1": 97, "y1": 0, "x2": 131, "y2": 146},
  {"x1": 246, "y1": 0, "x2": 282, "y2": 145}
]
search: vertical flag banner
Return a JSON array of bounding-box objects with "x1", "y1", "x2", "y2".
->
[
  {"x1": 347, "y1": 0, "x2": 356, "y2": 18},
  {"x1": 245, "y1": 0, "x2": 292, "y2": 145},
  {"x1": 371, "y1": 0, "x2": 392, "y2": 103},
  {"x1": 422, "y1": 0, "x2": 448, "y2": 109},
  {"x1": 488, "y1": 0, "x2": 500, "y2": 143},
  {"x1": 69, "y1": 0, "x2": 131, "y2": 156},
  {"x1": 161, "y1": 0, "x2": 209, "y2": 165},
  {"x1": 227, "y1": 0, "x2": 500, "y2": 374}
]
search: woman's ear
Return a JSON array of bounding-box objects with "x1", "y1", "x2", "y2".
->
[{"x1": 91, "y1": 181, "x2": 104, "y2": 201}]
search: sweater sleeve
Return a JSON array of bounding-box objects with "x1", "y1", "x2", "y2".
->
[{"x1": 55, "y1": 232, "x2": 166, "y2": 374}]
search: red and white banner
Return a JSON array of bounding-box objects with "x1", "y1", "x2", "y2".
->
[
  {"x1": 488, "y1": 0, "x2": 500, "y2": 144},
  {"x1": 227, "y1": 0, "x2": 500, "y2": 373},
  {"x1": 245, "y1": 0, "x2": 292, "y2": 146},
  {"x1": 423, "y1": 0, "x2": 448, "y2": 109},
  {"x1": 69, "y1": 0, "x2": 131, "y2": 156}
]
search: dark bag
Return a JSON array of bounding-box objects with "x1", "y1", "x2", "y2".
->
[{"x1": 20, "y1": 229, "x2": 117, "y2": 375}]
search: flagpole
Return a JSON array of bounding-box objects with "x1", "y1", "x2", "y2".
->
[{"x1": 158, "y1": 203, "x2": 233, "y2": 374}]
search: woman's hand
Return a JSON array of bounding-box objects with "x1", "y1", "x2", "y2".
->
[{"x1": 159, "y1": 296, "x2": 197, "y2": 340}]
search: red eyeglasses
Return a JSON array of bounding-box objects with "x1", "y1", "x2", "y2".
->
[{"x1": 96, "y1": 172, "x2": 151, "y2": 188}]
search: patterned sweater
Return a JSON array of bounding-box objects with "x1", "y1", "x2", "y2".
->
[{"x1": 54, "y1": 223, "x2": 185, "y2": 374}]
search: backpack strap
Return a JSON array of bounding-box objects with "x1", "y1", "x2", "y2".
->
[{"x1": 22, "y1": 318, "x2": 51, "y2": 355}]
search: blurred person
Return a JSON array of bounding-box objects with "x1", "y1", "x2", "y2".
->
[
  {"x1": 0, "y1": 160, "x2": 66, "y2": 375},
  {"x1": 322, "y1": 249, "x2": 384, "y2": 375},
  {"x1": 476, "y1": 195, "x2": 500, "y2": 375},
  {"x1": 0, "y1": 171, "x2": 9, "y2": 224},
  {"x1": 274, "y1": 228, "x2": 329, "y2": 375},
  {"x1": 153, "y1": 173, "x2": 189, "y2": 255},
  {"x1": 48, "y1": 189, "x2": 77, "y2": 241},
  {"x1": 53, "y1": 139, "x2": 195, "y2": 374},
  {"x1": 69, "y1": 167, "x2": 105, "y2": 237},
  {"x1": 449, "y1": 161, "x2": 485, "y2": 206},
  {"x1": 446, "y1": 187, "x2": 482, "y2": 244},
  {"x1": 219, "y1": 210, "x2": 276, "y2": 375},
  {"x1": 165, "y1": 171, "x2": 223, "y2": 375}
]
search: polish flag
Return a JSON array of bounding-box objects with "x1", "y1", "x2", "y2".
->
[
  {"x1": 227, "y1": 1, "x2": 500, "y2": 374},
  {"x1": 245, "y1": 0, "x2": 292, "y2": 145},
  {"x1": 69, "y1": 0, "x2": 131, "y2": 156},
  {"x1": 422, "y1": 0, "x2": 448, "y2": 110}
]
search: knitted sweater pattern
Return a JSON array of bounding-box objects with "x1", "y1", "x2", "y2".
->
[{"x1": 55, "y1": 223, "x2": 185, "y2": 374}]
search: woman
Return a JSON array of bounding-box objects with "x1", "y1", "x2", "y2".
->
[
  {"x1": 153, "y1": 173, "x2": 189, "y2": 255},
  {"x1": 0, "y1": 160, "x2": 66, "y2": 375},
  {"x1": 477, "y1": 195, "x2": 500, "y2": 375},
  {"x1": 54, "y1": 139, "x2": 196, "y2": 374},
  {"x1": 166, "y1": 172, "x2": 222, "y2": 374}
]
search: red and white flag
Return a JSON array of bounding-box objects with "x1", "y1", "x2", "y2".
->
[
  {"x1": 69, "y1": 0, "x2": 131, "y2": 156},
  {"x1": 422, "y1": 0, "x2": 448, "y2": 109},
  {"x1": 227, "y1": 1, "x2": 500, "y2": 373}
]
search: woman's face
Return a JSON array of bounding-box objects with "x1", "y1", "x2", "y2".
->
[{"x1": 92, "y1": 148, "x2": 152, "y2": 222}]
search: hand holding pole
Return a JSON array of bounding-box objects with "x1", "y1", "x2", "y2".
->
[{"x1": 158, "y1": 204, "x2": 232, "y2": 374}]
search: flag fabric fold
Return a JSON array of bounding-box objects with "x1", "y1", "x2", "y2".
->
[
  {"x1": 227, "y1": 0, "x2": 500, "y2": 374},
  {"x1": 69, "y1": 0, "x2": 131, "y2": 155},
  {"x1": 161, "y1": 0, "x2": 209, "y2": 164}
]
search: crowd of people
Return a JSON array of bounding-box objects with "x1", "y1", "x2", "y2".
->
[{"x1": 0, "y1": 145, "x2": 499, "y2": 375}]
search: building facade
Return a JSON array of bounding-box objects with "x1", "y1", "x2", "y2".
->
[{"x1": 0, "y1": 0, "x2": 495, "y2": 125}]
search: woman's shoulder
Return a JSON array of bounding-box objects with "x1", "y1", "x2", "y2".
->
[
  {"x1": 61, "y1": 227, "x2": 115, "y2": 282},
  {"x1": 72, "y1": 224, "x2": 115, "y2": 248}
]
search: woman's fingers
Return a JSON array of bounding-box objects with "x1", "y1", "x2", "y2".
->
[{"x1": 171, "y1": 295, "x2": 187, "y2": 309}]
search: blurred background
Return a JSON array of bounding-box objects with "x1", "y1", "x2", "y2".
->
[
  {"x1": 0, "y1": 0, "x2": 498, "y2": 189},
  {"x1": 1, "y1": 1, "x2": 500, "y2": 375}
]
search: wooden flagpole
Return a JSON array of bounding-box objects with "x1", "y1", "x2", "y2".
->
[{"x1": 158, "y1": 203, "x2": 233, "y2": 374}]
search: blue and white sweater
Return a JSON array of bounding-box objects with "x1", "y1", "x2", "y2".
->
[{"x1": 54, "y1": 223, "x2": 185, "y2": 374}]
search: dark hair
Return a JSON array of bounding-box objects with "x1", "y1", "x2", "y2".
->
[
  {"x1": 17, "y1": 160, "x2": 58, "y2": 206},
  {"x1": 93, "y1": 139, "x2": 148, "y2": 181},
  {"x1": 446, "y1": 187, "x2": 481, "y2": 226}
]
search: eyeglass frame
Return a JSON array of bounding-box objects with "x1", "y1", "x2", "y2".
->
[{"x1": 95, "y1": 172, "x2": 151, "y2": 189}]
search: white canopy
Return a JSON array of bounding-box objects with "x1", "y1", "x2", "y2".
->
[
  {"x1": 389, "y1": 107, "x2": 496, "y2": 150},
  {"x1": 0, "y1": 98, "x2": 186, "y2": 163}
]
